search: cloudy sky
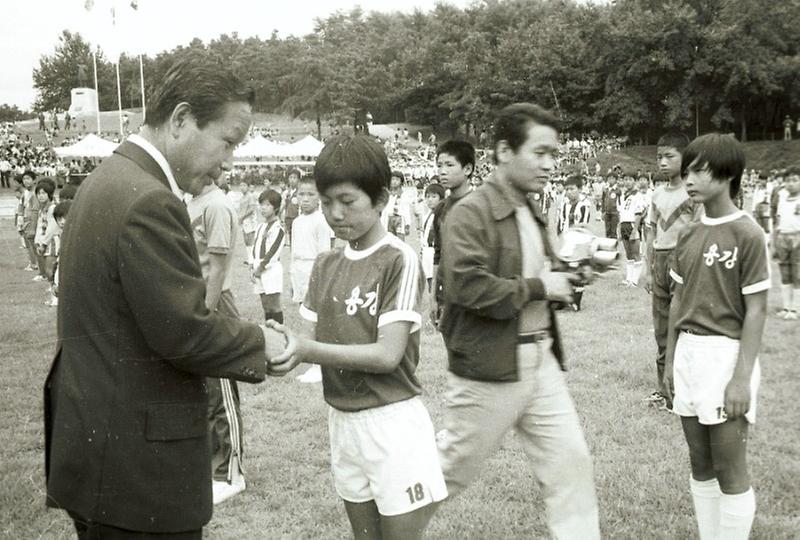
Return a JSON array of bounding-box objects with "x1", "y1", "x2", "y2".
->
[{"x1": 0, "y1": 0, "x2": 474, "y2": 109}]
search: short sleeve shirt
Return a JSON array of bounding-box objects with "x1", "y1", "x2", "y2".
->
[
  {"x1": 299, "y1": 234, "x2": 424, "y2": 412},
  {"x1": 187, "y1": 186, "x2": 238, "y2": 292},
  {"x1": 649, "y1": 184, "x2": 698, "y2": 250},
  {"x1": 669, "y1": 211, "x2": 770, "y2": 339}
]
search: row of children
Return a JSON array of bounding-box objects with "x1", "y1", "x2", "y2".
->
[{"x1": 13, "y1": 171, "x2": 72, "y2": 306}]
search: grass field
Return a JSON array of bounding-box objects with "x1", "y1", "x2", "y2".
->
[{"x1": 1, "y1": 208, "x2": 798, "y2": 539}]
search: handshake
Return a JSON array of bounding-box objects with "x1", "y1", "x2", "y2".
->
[{"x1": 260, "y1": 320, "x2": 305, "y2": 377}]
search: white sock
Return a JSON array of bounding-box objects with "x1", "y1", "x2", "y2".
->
[
  {"x1": 625, "y1": 261, "x2": 634, "y2": 282},
  {"x1": 690, "y1": 477, "x2": 720, "y2": 540},
  {"x1": 719, "y1": 488, "x2": 755, "y2": 540},
  {"x1": 631, "y1": 261, "x2": 643, "y2": 284},
  {"x1": 781, "y1": 284, "x2": 793, "y2": 310},
  {"x1": 793, "y1": 288, "x2": 800, "y2": 313}
]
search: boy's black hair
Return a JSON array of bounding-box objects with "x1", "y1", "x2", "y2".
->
[
  {"x1": 390, "y1": 170, "x2": 405, "y2": 182},
  {"x1": 424, "y1": 183, "x2": 446, "y2": 199},
  {"x1": 35, "y1": 178, "x2": 56, "y2": 200},
  {"x1": 564, "y1": 174, "x2": 584, "y2": 189},
  {"x1": 59, "y1": 184, "x2": 77, "y2": 201},
  {"x1": 682, "y1": 133, "x2": 745, "y2": 198},
  {"x1": 20, "y1": 169, "x2": 36, "y2": 181},
  {"x1": 53, "y1": 200, "x2": 71, "y2": 220},
  {"x1": 656, "y1": 133, "x2": 690, "y2": 152},
  {"x1": 286, "y1": 168, "x2": 302, "y2": 180},
  {"x1": 436, "y1": 140, "x2": 476, "y2": 174},
  {"x1": 783, "y1": 165, "x2": 800, "y2": 178},
  {"x1": 258, "y1": 188, "x2": 283, "y2": 210},
  {"x1": 314, "y1": 135, "x2": 390, "y2": 205},
  {"x1": 492, "y1": 103, "x2": 560, "y2": 164}
]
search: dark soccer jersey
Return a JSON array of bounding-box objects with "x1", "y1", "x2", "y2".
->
[
  {"x1": 299, "y1": 234, "x2": 424, "y2": 412},
  {"x1": 669, "y1": 211, "x2": 771, "y2": 339}
]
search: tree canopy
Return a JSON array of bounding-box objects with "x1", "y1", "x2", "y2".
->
[{"x1": 31, "y1": 0, "x2": 799, "y2": 141}]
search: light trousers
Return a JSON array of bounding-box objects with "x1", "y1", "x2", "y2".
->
[{"x1": 438, "y1": 339, "x2": 600, "y2": 539}]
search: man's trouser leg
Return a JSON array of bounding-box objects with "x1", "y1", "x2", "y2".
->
[
  {"x1": 651, "y1": 250, "x2": 673, "y2": 402},
  {"x1": 515, "y1": 342, "x2": 600, "y2": 539},
  {"x1": 438, "y1": 340, "x2": 599, "y2": 539},
  {"x1": 208, "y1": 291, "x2": 244, "y2": 481}
]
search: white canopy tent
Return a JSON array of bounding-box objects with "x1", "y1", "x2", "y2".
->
[
  {"x1": 233, "y1": 134, "x2": 284, "y2": 158},
  {"x1": 284, "y1": 135, "x2": 324, "y2": 157},
  {"x1": 233, "y1": 134, "x2": 324, "y2": 159},
  {"x1": 53, "y1": 134, "x2": 118, "y2": 158}
]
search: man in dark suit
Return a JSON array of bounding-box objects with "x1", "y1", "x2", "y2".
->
[{"x1": 44, "y1": 60, "x2": 285, "y2": 538}]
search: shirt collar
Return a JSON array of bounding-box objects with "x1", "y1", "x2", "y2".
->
[
  {"x1": 485, "y1": 176, "x2": 547, "y2": 226},
  {"x1": 127, "y1": 133, "x2": 183, "y2": 200}
]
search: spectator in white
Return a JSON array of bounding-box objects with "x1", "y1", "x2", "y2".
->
[{"x1": 380, "y1": 170, "x2": 413, "y2": 242}]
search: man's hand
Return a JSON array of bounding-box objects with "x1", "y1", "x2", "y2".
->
[
  {"x1": 662, "y1": 366, "x2": 674, "y2": 405},
  {"x1": 724, "y1": 376, "x2": 751, "y2": 419},
  {"x1": 541, "y1": 272, "x2": 581, "y2": 304},
  {"x1": 260, "y1": 324, "x2": 287, "y2": 363},
  {"x1": 264, "y1": 321, "x2": 304, "y2": 376}
]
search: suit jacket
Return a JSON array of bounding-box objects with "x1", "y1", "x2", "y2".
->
[{"x1": 44, "y1": 141, "x2": 267, "y2": 532}]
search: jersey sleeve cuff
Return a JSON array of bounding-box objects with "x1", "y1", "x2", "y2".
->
[
  {"x1": 299, "y1": 304, "x2": 317, "y2": 322},
  {"x1": 742, "y1": 279, "x2": 771, "y2": 295},
  {"x1": 378, "y1": 310, "x2": 421, "y2": 333},
  {"x1": 669, "y1": 269, "x2": 684, "y2": 284}
]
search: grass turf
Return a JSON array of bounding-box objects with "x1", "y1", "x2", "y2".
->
[{"x1": 0, "y1": 212, "x2": 798, "y2": 539}]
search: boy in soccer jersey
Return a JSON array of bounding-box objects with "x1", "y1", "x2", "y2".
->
[
  {"x1": 557, "y1": 174, "x2": 592, "y2": 310},
  {"x1": 640, "y1": 133, "x2": 698, "y2": 408},
  {"x1": 774, "y1": 166, "x2": 800, "y2": 319},
  {"x1": 617, "y1": 172, "x2": 648, "y2": 287},
  {"x1": 665, "y1": 133, "x2": 769, "y2": 540},
  {"x1": 252, "y1": 189, "x2": 285, "y2": 324},
  {"x1": 269, "y1": 135, "x2": 447, "y2": 539}
]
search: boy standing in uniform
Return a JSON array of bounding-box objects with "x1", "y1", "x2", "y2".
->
[
  {"x1": 187, "y1": 176, "x2": 249, "y2": 504},
  {"x1": 269, "y1": 135, "x2": 446, "y2": 539},
  {"x1": 640, "y1": 133, "x2": 697, "y2": 408},
  {"x1": 601, "y1": 173, "x2": 622, "y2": 239},
  {"x1": 774, "y1": 166, "x2": 800, "y2": 319},
  {"x1": 617, "y1": 172, "x2": 648, "y2": 287},
  {"x1": 252, "y1": 189, "x2": 285, "y2": 325},
  {"x1": 557, "y1": 174, "x2": 592, "y2": 311},
  {"x1": 666, "y1": 133, "x2": 769, "y2": 540}
]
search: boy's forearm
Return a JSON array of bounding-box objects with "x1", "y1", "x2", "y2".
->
[
  {"x1": 204, "y1": 254, "x2": 227, "y2": 311},
  {"x1": 299, "y1": 335, "x2": 405, "y2": 374},
  {"x1": 665, "y1": 288, "x2": 681, "y2": 366},
  {"x1": 733, "y1": 299, "x2": 767, "y2": 381}
]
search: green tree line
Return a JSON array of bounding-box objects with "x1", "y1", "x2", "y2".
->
[{"x1": 31, "y1": 0, "x2": 800, "y2": 142}]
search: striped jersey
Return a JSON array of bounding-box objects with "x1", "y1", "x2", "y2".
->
[
  {"x1": 669, "y1": 211, "x2": 770, "y2": 339},
  {"x1": 252, "y1": 219, "x2": 285, "y2": 295},
  {"x1": 299, "y1": 233, "x2": 424, "y2": 412},
  {"x1": 557, "y1": 197, "x2": 591, "y2": 234}
]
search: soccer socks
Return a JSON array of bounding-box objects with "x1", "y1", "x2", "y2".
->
[
  {"x1": 719, "y1": 488, "x2": 755, "y2": 540},
  {"x1": 625, "y1": 262, "x2": 634, "y2": 283},
  {"x1": 781, "y1": 284, "x2": 793, "y2": 310},
  {"x1": 631, "y1": 260, "x2": 643, "y2": 285},
  {"x1": 690, "y1": 477, "x2": 720, "y2": 540},
  {"x1": 793, "y1": 288, "x2": 800, "y2": 313}
]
